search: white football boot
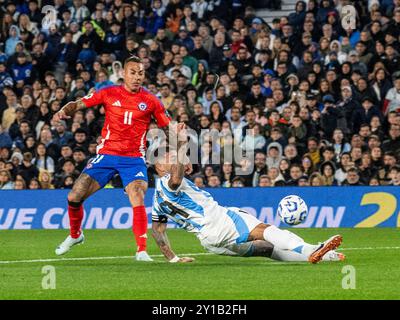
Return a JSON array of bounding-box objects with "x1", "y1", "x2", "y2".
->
[
  {"x1": 55, "y1": 233, "x2": 85, "y2": 255},
  {"x1": 135, "y1": 251, "x2": 154, "y2": 262}
]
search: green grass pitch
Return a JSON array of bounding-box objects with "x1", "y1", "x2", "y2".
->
[{"x1": 0, "y1": 228, "x2": 399, "y2": 299}]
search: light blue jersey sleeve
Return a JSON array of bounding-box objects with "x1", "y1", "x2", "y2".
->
[{"x1": 151, "y1": 175, "x2": 180, "y2": 223}]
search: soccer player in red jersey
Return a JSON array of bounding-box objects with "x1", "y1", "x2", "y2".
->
[{"x1": 53, "y1": 56, "x2": 171, "y2": 261}]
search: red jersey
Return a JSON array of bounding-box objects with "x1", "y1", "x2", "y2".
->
[{"x1": 81, "y1": 85, "x2": 171, "y2": 157}]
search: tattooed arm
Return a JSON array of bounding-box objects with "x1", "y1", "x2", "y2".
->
[
  {"x1": 168, "y1": 123, "x2": 189, "y2": 190},
  {"x1": 152, "y1": 221, "x2": 194, "y2": 263},
  {"x1": 53, "y1": 99, "x2": 87, "y2": 121}
]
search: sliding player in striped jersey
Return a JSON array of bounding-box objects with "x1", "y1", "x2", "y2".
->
[{"x1": 151, "y1": 124, "x2": 345, "y2": 264}]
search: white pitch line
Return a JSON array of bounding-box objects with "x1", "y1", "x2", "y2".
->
[
  {"x1": 0, "y1": 247, "x2": 399, "y2": 265},
  {"x1": 0, "y1": 252, "x2": 213, "y2": 265},
  {"x1": 338, "y1": 246, "x2": 400, "y2": 251}
]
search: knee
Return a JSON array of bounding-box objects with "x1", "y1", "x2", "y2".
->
[
  {"x1": 68, "y1": 191, "x2": 84, "y2": 204},
  {"x1": 127, "y1": 182, "x2": 147, "y2": 197}
]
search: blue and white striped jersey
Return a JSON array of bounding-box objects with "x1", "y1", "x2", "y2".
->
[{"x1": 151, "y1": 174, "x2": 226, "y2": 233}]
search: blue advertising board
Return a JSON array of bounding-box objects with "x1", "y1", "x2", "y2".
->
[{"x1": 0, "y1": 187, "x2": 399, "y2": 229}]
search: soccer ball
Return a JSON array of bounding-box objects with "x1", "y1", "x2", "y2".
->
[{"x1": 277, "y1": 195, "x2": 308, "y2": 225}]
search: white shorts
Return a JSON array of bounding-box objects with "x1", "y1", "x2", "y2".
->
[{"x1": 197, "y1": 207, "x2": 261, "y2": 252}]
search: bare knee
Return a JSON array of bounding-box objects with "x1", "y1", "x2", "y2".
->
[
  {"x1": 127, "y1": 180, "x2": 147, "y2": 194},
  {"x1": 68, "y1": 190, "x2": 84, "y2": 204},
  {"x1": 248, "y1": 223, "x2": 270, "y2": 241},
  {"x1": 67, "y1": 173, "x2": 100, "y2": 203},
  {"x1": 126, "y1": 180, "x2": 147, "y2": 205}
]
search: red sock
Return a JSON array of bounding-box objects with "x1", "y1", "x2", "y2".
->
[
  {"x1": 133, "y1": 206, "x2": 148, "y2": 252},
  {"x1": 68, "y1": 202, "x2": 84, "y2": 239}
]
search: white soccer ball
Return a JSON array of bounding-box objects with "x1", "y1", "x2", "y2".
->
[{"x1": 277, "y1": 195, "x2": 308, "y2": 225}]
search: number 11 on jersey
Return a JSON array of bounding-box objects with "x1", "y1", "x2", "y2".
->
[{"x1": 124, "y1": 111, "x2": 133, "y2": 125}]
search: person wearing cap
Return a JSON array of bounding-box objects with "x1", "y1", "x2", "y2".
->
[
  {"x1": 251, "y1": 17, "x2": 263, "y2": 28},
  {"x1": 325, "y1": 50, "x2": 341, "y2": 72},
  {"x1": 11, "y1": 52, "x2": 33, "y2": 89},
  {"x1": 104, "y1": 21, "x2": 125, "y2": 58},
  {"x1": 305, "y1": 93, "x2": 321, "y2": 111},
  {"x1": 337, "y1": 85, "x2": 360, "y2": 134},
  {"x1": 320, "y1": 94, "x2": 344, "y2": 138},
  {"x1": 54, "y1": 120, "x2": 73, "y2": 147},
  {"x1": 249, "y1": 17, "x2": 265, "y2": 43},
  {"x1": 176, "y1": 25, "x2": 194, "y2": 52},
  {"x1": 352, "y1": 96, "x2": 383, "y2": 134},
  {"x1": 286, "y1": 73, "x2": 299, "y2": 88},
  {"x1": 347, "y1": 50, "x2": 368, "y2": 76},
  {"x1": 216, "y1": 43, "x2": 233, "y2": 72}
]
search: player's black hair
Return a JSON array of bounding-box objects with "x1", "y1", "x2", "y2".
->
[{"x1": 124, "y1": 55, "x2": 142, "y2": 67}]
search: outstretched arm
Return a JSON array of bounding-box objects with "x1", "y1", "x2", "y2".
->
[
  {"x1": 53, "y1": 89, "x2": 102, "y2": 122},
  {"x1": 53, "y1": 100, "x2": 87, "y2": 121},
  {"x1": 168, "y1": 123, "x2": 189, "y2": 190},
  {"x1": 152, "y1": 221, "x2": 194, "y2": 263}
]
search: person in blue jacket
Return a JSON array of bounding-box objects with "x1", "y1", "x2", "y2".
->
[
  {"x1": 5, "y1": 25, "x2": 20, "y2": 57},
  {"x1": 104, "y1": 21, "x2": 125, "y2": 60},
  {"x1": 77, "y1": 39, "x2": 97, "y2": 70},
  {"x1": 11, "y1": 52, "x2": 33, "y2": 88},
  {"x1": 288, "y1": 1, "x2": 307, "y2": 32},
  {"x1": 316, "y1": 0, "x2": 338, "y2": 24}
]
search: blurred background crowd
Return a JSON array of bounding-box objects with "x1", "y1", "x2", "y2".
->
[{"x1": 1, "y1": 0, "x2": 400, "y2": 190}]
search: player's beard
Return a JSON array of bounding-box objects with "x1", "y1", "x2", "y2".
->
[
  {"x1": 132, "y1": 83, "x2": 141, "y2": 92},
  {"x1": 125, "y1": 83, "x2": 141, "y2": 93}
]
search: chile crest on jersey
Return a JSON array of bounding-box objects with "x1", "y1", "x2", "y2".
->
[{"x1": 138, "y1": 102, "x2": 147, "y2": 111}]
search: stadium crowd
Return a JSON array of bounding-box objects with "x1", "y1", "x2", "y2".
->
[{"x1": 1, "y1": 0, "x2": 400, "y2": 190}]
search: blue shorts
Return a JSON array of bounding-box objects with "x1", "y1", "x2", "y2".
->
[{"x1": 82, "y1": 154, "x2": 148, "y2": 188}]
